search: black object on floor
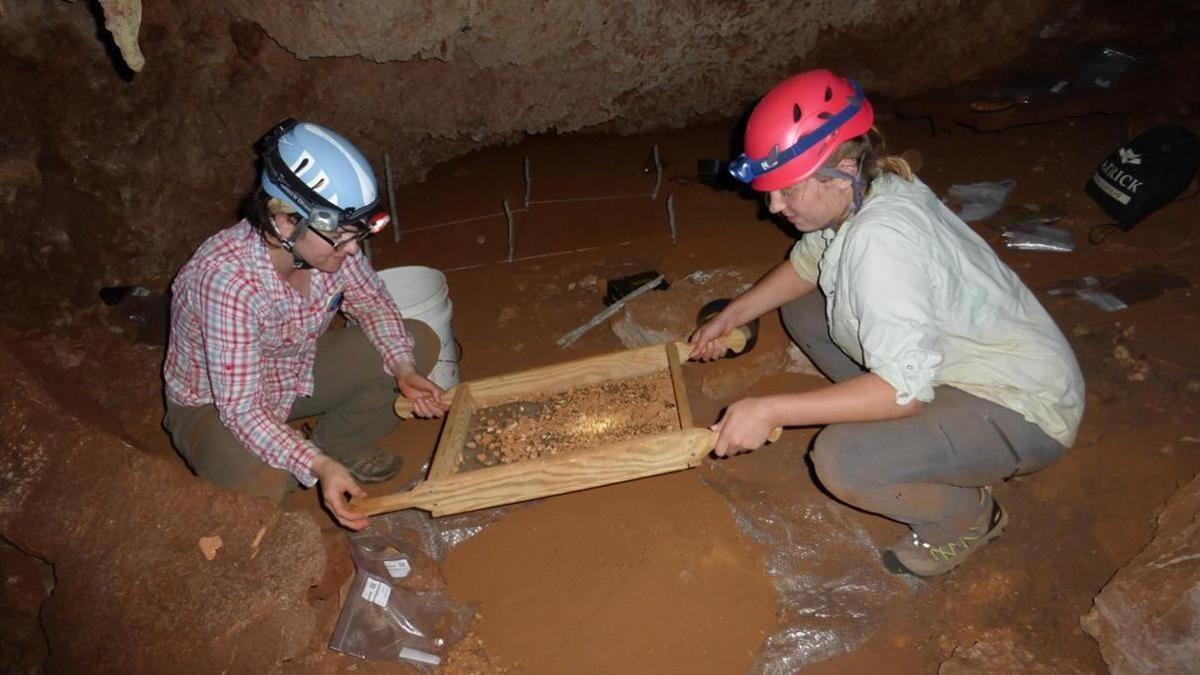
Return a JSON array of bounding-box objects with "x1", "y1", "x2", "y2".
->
[
  {"x1": 698, "y1": 158, "x2": 738, "y2": 190},
  {"x1": 604, "y1": 271, "x2": 670, "y2": 306},
  {"x1": 696, "y1": 298, "x2": 759, "y2": 358},
  {"x1": 1085, "y1": 125, "x2": 1200, "y2": 235}
]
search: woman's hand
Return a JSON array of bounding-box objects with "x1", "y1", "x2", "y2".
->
[
  {"x1": 689, "y1": 312, "x2": 736, "y2": 362},
  {"x1": 395, "y1": 369, "x2": 450, "y2": 419},
  {"x1": 311, "y1": 455, "x2": 369, "y2": 531},
  {"x1": 710, "y1": 397, "x2": 778, "y2": 458}
]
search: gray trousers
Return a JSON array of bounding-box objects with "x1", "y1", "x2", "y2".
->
[
  {"x1": 781, "y1": 292, "x2": 1065, "y2": 543},
  {"x1": 164, "y1": 321, "x2": 439, "y2": 502}
]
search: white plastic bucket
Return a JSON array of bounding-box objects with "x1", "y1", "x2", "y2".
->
[{"x1": 378, "y1": 266, "x2": 461, "y2": 389}]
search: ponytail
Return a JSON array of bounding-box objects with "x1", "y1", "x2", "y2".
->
[{"x1": 826, "y1": 127, "x2": 914, "y2": 186}]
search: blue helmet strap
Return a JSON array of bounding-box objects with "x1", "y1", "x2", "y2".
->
[{"x1": 728, "y1": 79, "x2": 866, "y2": 184}]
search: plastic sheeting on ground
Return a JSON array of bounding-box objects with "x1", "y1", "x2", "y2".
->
[{"x1": 700, "y1": 465, "x2": 914, "y2": 672}]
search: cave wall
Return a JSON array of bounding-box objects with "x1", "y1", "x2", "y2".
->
[{"x1": 0, "y1": 0, "x2": 1087, "y2": 320}]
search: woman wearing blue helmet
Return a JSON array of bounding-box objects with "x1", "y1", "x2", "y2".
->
[{"x1": 163, "y1": 119, "x2": 448, "y2": 530}]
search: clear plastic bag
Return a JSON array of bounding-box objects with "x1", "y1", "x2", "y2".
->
[
  {"x1": 1001, "y1": 222, "x2": 1076, "y2": 252},
  {"x1": 1045, "y1": 265, "x2": 1191, "y2": 311},
  {"x1": 943, "y1": 179, "x2": 1017, "y2": 222},
  {"x1": 329, "y1": 570, "x2": 474, "y2": 668},
  {"x1": 699, "y1": 466, "x2": 913, "y2": 672},
  {"x1": 1080, "y1": 47, "x2": 1138, "y2": 89},
  {"x1": 328, "y1": 475, "x2": 510, "y2": 667}
]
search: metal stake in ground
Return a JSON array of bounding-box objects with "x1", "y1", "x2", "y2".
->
[
  {"x1": 385, "y1": 152, "x2": 400, "y2": 243},
  {"x1": 556, "y1": 274, "x2": 665, "y2": 348},
  {"x1": 650, "y1": 144, "x2": 663, "y2": 200},
  {"x1": 503, "y1": 198, "x2": 515, "y2": 262},
  {"x1": 667, "y1": 194, "x2": 677, "y2": 243},
  {"x1": 523, "y1": 156, "x2": 532, "y2": 208}
]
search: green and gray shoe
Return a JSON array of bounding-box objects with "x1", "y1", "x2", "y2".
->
[
  {"x1": 343, "y1": 450, "x2": 404, "y2": 484},
  {"x1": 883, "y1": 495, "x2": 1008, "y2": 577}
]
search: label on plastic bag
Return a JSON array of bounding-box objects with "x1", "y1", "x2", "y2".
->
[
  {"x1": 398, "y1": 647, "x2": 441, "y2": 665},
  {"x1": 361, "y1": 577, "x2": 392, "y2": 607},
  {"x1": 384, "y1": 558, "x2": 412, "y2": 578}
]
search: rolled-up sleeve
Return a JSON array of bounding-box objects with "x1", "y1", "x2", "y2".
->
[
  {"x1": 340, "y1": 255, "x2": 415, "y2": 376},
  {"x1": 842, "y1": 226, "x2": 943, "y2": 405},
  {"x1": 788, "y1": 233, "x2": 825, "y2": 284}
]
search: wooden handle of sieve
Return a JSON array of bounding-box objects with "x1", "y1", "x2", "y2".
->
[
  {"x1": 350, "y1": 425, "x2": 785, "y2": 518},
  {"x1": 674, "y1": 326, "x2": 750, "y2": 362},
  {"x1": 395, "y1": 386, "x2": 457, "y2": 420},
  {"x1": 700, "y1": 425, "x2": 783, "y2": 457}
]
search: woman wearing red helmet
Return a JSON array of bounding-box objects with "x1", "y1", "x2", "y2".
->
[{"x1": 691, "y1": 70, "x2": 1084, "y2": 577}]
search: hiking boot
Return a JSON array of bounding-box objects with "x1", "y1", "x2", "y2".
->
[
  {"x1": 882, "y1": 494, "x2": 1008, "y2": 577},
  {"x1": 343, "y1": 449, "x2": 404, "y2": 484}
]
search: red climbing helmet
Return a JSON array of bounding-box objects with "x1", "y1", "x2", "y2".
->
[{"x1": 728, "y1": 69, "x2": 875, "y2": 192}]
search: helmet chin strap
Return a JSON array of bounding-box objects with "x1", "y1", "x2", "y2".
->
[
  {"x1": 272, "y1": 218, "x2": 315, "y2": 270},
  {"x1": 815, "y1": 163, "x2": 866, "y2": 214}
]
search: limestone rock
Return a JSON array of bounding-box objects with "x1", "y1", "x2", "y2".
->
[
  {"x1": 938, "y1": 634, "x2": 1086, "y2": 674},
  {"x1": 97, "y1": 0, "x2": 144, "y2": 72},
  {"x1": 1080, "y1": 471, "x2": 1200, "y2": 674},
  {"x1": 0, "y1": 540, "x2": 54, "y2": 673},
  {"x1": 0, "y1": 340, "x2": 340, "y2": 673}
]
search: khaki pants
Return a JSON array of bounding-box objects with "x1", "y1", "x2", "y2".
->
[
  {"x1": 781, "y1": 292, "x2": 1065, "y2": 543},
  {"x1": 164, "y1": 321, "x2": 439, "y2": 502}
]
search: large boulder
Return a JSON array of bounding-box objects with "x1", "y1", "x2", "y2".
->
[
  {"x1": 1080, "y1": 472, "x2": 1200, "y2": 674},
  {"x1": 0, "y1": 341, "x2": 343, "y2": 673}
]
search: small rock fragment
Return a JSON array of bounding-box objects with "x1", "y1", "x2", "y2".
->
[{"x1": 199, "y1": 535, "x2": 223, "y2": 561}]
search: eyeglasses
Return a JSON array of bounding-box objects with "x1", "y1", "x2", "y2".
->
[{"x1": 308, "y1": 211, "x2": 391, "y2": 250}]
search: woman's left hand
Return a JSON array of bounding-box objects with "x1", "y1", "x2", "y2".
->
[
  {"x1": 711, "y1": 397, "x2": 777, "y2": 458},
  {"x1": 396, "y1": 371, "x2": 450, "y2": 418}
]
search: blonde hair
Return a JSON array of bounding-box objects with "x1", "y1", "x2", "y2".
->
[{"x1": 824, "y1": 126, "x2": 914, "y2": 185}]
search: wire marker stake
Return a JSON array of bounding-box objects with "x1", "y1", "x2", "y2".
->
[
  {"x1": 384, "y1": 152, "x2": 400, "y2": 243},
  {"x1": 667, "y1": 193, "x2": 677, "y2": 243},
  {"x1": 650, "y1": 144, "x2": 663, "y2": 200},
  {"x1": 523, "y1": 156, "x2": 532, "y2": 208},
  {"x1": 503, "y1": 198, "x2": 515, "y2": 262}
]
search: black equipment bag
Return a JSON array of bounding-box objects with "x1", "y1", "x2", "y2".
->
[{"x1": 1085, "y1": 125, "x2": 1200, "y2": 230}]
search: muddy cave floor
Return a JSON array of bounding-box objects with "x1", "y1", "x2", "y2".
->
[{"x1": 40, "y1": 106, "x2": 1200, "y2": 673}]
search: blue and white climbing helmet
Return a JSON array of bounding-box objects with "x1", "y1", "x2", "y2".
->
[{"x1": 258, "y1": 119, "x2": 387, "y2": 236}]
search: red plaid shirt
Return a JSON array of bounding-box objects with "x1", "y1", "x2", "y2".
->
[{"x1": 164, "y1": 220, "x2": 414, "y2": 486}]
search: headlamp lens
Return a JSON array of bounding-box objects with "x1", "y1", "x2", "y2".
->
[
  {"x1": 728, "y1": 155, "x2": 755, "y2": 184},
  {"x1": 366, "y1": 211, "x2": 390, "y2": 235}
]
